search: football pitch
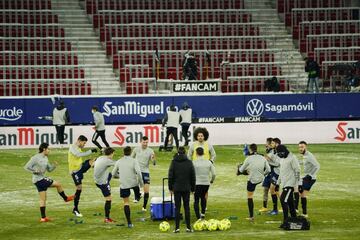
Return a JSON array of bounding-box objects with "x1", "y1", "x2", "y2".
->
[{"x1": 0, "y1": 144, "x2": 359, "y2": 240}]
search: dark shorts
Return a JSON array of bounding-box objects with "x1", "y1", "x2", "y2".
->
[
  {"x1": 120, "y1": 188, "x2": 131, "y2": 198},
  {"x1": 195, "y1": 185, "x2": 210, "y2": 197},
  {"x1": 141, "y1": 172, "x2": 150, "y2": 184},
  {"x1": 96, "y1": 183, "x2": 111, "y2": 197},
  {"x1": 71, "y1": 160, "x2": 91, "y2": 186},
  {"x1": 247, "y1": 181, "x2": 260, "y2": 192},
  {"x1": 262, "y1": 174, "x2": 272, "y2": 188},
  {"x1": 35, "y1": 177, "x2": 54, "y2": 192},
  {"x1": 300, "y1": 177, "x2": 316, "y2": 192},
  {"x1": 270, "y1": 172, "x2": 279, "y2": 185},
  {"x1": 120, "y1": 186, "x2": 141, "y2": 199}
]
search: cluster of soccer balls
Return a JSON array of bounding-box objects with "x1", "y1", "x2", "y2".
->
[
  {"x1": 193, "y1": 218, "x2": 231, "y2": 231},
  {"x1": 159, "y1": 219, "x2": 231, "y2": 232}
]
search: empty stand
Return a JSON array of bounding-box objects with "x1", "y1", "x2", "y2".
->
[
  {"x1": 93, "y1": 9, "x2": 252, "y2": 28},
  {"x1": 277, "y1": 0, "x2": 345, "y2": 14},
  {"x1": 100, "y1": 23, "x2": 260, "y2": 42},
  {"x1": 86, "y1": 0, "x2": 245, "y2": 14},
  {"x1": 0, "y1": 1, "x2": 91, "y2": 96}
]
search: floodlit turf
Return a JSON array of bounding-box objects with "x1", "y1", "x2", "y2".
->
[{"x1": 0, "y1": 144, "x2": 359, "y2": 240}]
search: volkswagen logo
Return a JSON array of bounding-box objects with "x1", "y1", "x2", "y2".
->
[{"x1": 246, "y1": 99, "x2": 264, "y2": 117}]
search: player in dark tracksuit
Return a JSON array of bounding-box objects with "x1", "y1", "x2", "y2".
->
[
  {"x1": 92, "y1": 105, "x2": 110, "y2": 151},
  {"x1": 276, "y1": 145, "x2": 300, "y2": 229},
  {"x1": 168, "y1": 147, "x2": 196, "y2": 233}
]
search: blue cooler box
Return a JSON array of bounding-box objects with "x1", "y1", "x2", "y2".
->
[{"x1": 150, "y1": 196, "x2": 175, "y2": 220}]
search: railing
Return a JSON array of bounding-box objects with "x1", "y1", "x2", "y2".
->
[
  {"x1": 114, "y1": 48, "x2": 290, "y2": 81},
  {"x1": 313, "y1": 46, "x2": 360, "y2": 64},
  {"x1": 321, "y1": 60, "x2": 359, "y2": 92},
  {"x1": 289, "y1": 7, "x2": 360, "y2": 27},
  {"x1": 277, "y1": 0, "x2": 345, "y2": 14},
  {"x1": 100, "y1": 22, "x2": 260, "y2": 42},
  {"x1": 0, "y1": 51, "x2": 79, "y2": 66},
  {"x1": 93, "y1": 9, "x2": 252, "y2": 28},
  {"x1": 0, "y1": 79, "x2": 92, "y2": 96},
  {"x1": 296, "y1": 20, "x2": 360, "y2": 40},
  {"x1": 305, "y1": 33, "x2": 360, "y2": 53},
  {"x1": 106, "y1": 35, "x2": 282, "y2": 56},
  {"x1": 0, "y1": 0, "x2": 52, "y2": 10},
  {"x1": 86, "y1": 0, "x2": 244, "y2": 14}
]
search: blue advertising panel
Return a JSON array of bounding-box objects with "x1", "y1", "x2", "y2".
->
[
  {"x1": 0, "y1": 98, "x2": 25, "y2": 125},
  {"x1": 316, "y1": 93, "x2": 360, "y2": 119},
  {"x1": 1, "y1": 93, "x2": 360, "y2": 126},
  {"x1": 244, "y1": 94, "x2": 316, "y2": 119},
  {"x1": 173, "y1": 95, "x2": 246, "y2": 118}
]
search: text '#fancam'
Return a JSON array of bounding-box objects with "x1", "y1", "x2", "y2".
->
[{"x1": 102, "y1": 101, "x2": 165, "y2": 118}]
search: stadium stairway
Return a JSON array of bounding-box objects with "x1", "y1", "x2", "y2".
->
[
  {"x1": 51, "y1": 0, "x2": 121, "y2": 95},
  {"x1": 245, "y1": 0, "x2": 308, "y2": 91}
]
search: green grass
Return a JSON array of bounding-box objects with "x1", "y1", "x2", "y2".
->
[{"x1": 0, "y1": 144, "x2": 360, "y2": 240}]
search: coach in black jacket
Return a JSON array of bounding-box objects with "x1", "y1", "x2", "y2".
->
[{"x1": 168, "y1": 147, "x2": 196, "y2": 233}]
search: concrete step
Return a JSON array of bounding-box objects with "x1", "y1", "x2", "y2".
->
[{"x1": 61, "y1": 23, "x2": 94, "y2": 28}]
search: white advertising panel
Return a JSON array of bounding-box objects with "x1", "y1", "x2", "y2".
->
[{"x1": 0, "y1": 121, "x2": 359, "y2": 149}]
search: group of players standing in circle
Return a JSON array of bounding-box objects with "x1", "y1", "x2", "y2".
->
[
  {"x1": 238, "y1": 137, "x2": 320, "y2": 229},
  {"x1": 24, "y1": 123, "x2": 319, "y2": 232}
]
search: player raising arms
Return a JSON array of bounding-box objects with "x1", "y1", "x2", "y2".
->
[
  {"x1": 93, "y1": 147, "x2": 116, "y2": 223},
  {"x1": 296, "y1": 141, "x2": 320, "y2": 218},
  {"x1": 24, "y1": 143, "x2": 74, "y2": 222},
  {"x1": 239, "y1": 144, "x2": 271, "y2": 221},
  {"x1": 112, "y1": 146, "x2": 144, "y2": 228},
  {"x1": 131, "y1": 136, "x2": 156, "y2": 212},
  {"x1": 68, "y1": 135, "x2": 98, "y2": 217}
]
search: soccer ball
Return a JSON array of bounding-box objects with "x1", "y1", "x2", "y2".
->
[
  {"x1": 202, "y1": 220, "x2": 209, "y2": 231},
  {"x1": 207, "y1": 219, "x2": 219, "y2": 231},
  {"x1": 159, "y1": 221, "x2": 170, "y2": 232},
  {"x1": 220, "y1": 218, "x2": 231, "y2": 230},
  {"x1": 218, "y1": 221, "x2": 227, "y2": 231},
  {"x1": 193, "y1": 220, "x2": 204, "y2": 231}
]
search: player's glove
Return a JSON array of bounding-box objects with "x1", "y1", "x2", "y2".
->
[
  {"x1": 91, "y1": 148, "x2": 98, "y2": 153},
  {"x1": 236, "y1": 164, "x2": 241, "y2": 176},
  {"x1": 237, "y1": 163, "x2": 249, "y2": 176},
  {"x1": 303, "y1": 175, "x2": 312, "y2": 182}
]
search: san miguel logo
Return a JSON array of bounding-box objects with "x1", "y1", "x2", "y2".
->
[
  {"x1": 0, "y1": 127, "x2": 73, "y2": 146},
  {"x1": 112, "y1": 125, "x2": 164, "y2": 146},
  {"x1": 334, "y1": 122, "x2": 360, "y2": 142}
]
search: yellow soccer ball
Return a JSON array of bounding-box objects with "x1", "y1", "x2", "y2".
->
[
  {"x1": 207, "y1": 219, "x2": 219, "y2": 231},
  {"x1": 193, "y1": 220, "x2": 204, "y2": 231},
  {"x1": 159, "y1": 221, "x2": 170, "y2": 232},
  {"x1": 221, "y1": 218, "x2": 231, "y2": 230}
]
